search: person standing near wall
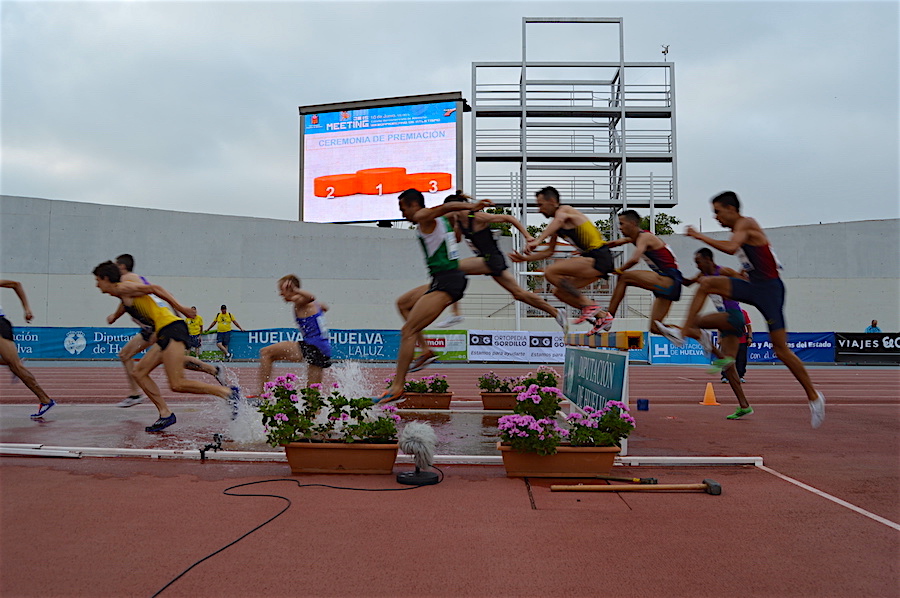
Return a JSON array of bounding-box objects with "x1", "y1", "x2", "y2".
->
[
  {"x1": 865, "y1": 320, "x2": 881, "y2": 333},
  {"x1": 660, "y1": 191, "x2": 825, "y2": 428},
  {"x1": 0, "y1": 280, "x2": 56, "y2": 418},
  {"x1": 206, "y1": 305, "x2": 244, "y2": 360},
  {"x1": 185, "y1": 308, "x2": 204, "y2": 357}
]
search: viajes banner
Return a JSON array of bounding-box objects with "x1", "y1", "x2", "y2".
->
[{"x1": 834, "y1": 332, "x2": 900, "y2": 364}]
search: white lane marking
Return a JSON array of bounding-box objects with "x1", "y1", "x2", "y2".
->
[{"x1": 757, "y1": 465, "x2": 900, "y2": 531}]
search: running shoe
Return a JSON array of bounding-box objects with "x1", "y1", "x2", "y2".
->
[
  {"x1": 707, "y1": 357, "x2": 735, "y2": 374},
  {"x1": 145, "y1": 413, "x2": 176, "y2": 433},
  {"x1": 30, "y1": 399, "x2": 56, "y2": 419},
  {"x1": 435, "y1": 315, "x2": 464, "y2": 328},
  {"x1": 372, "y1": 390, "x2": 405, "y2": 405},
  {"x1": 590, "y1": 313, "x2": 614, "y2": 334},
  {"x1": 214, "y1": 364, "x2": 229, "y2": 386},
  {"x1": 229, "y1": 385, "x2": 243, "y2": 420},
  {"x1": 117, "y1": 394, "x2": 144, "y2": 408},
  {"x1": 809, "y1": 391, "x2": 826, "y2": 429},
  {"x1": 720, "y1": 377, "x2": 729, "y2": 384},
  {"x1": 726, "y1": 406, "x2": 754, "y2": 420},
  {"x1": 572, "y1": 305, "x2": 601, "y2": 324},
  {"x1": 409, "y1": 353, "x2": 439, "y2": 373},
  {"x1": 654, "y1": 321, "x2": 685, "y2": 347},
  {"x1": 696, "y1": 329, "x2": 715, "y2": 353},
  {"x1": 553, "y1": 309, "x2": 569, "y2": 334}
]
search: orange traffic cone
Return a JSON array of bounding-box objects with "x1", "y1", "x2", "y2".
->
[{"x1": 699, "y1": 382, "x2": 721, "y2": 405}]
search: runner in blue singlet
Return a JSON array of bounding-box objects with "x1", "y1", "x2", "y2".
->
[{"x1": 253, "y1": 275, "x2": 333, "y2": 396}]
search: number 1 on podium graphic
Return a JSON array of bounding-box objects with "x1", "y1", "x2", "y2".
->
[{"x1": 314, "y1": 168, "x2": 452, "y2": 198}]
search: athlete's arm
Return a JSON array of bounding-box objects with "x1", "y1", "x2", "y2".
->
[
  {"x1": 686, "y1": 220, "x2": 750, "y2": 255},
  {"x1": 283, "y1": 286, "x2": 316, "y2": 309},
  {"x1": 682, "y1": 273, "x2": 702, "y2": 287},
  {"x1": 509, "y1": 236, "x2": 558, "y2": 262},
  {"x1": 415, "y1": 199, "x2": 494, "y2": 226},
  {"x1": 526, "y1": 207, "x2": 572, "y2": 251},
  {"x1": 121, "y1": 282, "x2": 195, "y2": 318},
  {"x1": 107, "y1": 302, "x2": 127, "y2": 325},
  {"x1": 718, "y1": 266, "x2": 744, "y2": 279},
  {"x1": 619, "y1": 234, "x2": 650, "y2": 271},
  {"x1": 605, "y1": 237, "x2": 630, "y2": 248},
  {"x1": 475, "y1": 212, "x2": 535, "y2": 242},
  {"x1": 0, "y1": 279, "x2": 33, "y2": 322}
]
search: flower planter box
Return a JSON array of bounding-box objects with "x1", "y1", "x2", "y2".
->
[
  {"x1": 398, "y1": 392, "x2": 452, "y2": 409},
  {"x1": 480, "y1": 392, "x2": 519, "y2": 410},
  {"x1": 497, "y1": 442, "x2": 620, "y2": 477},
  {"x1": 284, "y1": 442, "x2": 399, "y2": 474}
]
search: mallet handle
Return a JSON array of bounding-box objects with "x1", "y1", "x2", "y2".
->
[{"x1": 551, "y1": 483, "x2": 707, "y2": 492}]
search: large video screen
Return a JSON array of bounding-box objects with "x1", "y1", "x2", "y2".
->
[{"x1": 300, "y1": 100, "x2": 460, "y2": 223}]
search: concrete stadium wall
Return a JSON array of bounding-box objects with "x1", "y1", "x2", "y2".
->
[{"x1": 2, "y1": 195, "x2": 898, "y2": 333}]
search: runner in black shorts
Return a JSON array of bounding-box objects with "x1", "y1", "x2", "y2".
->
[
  {"x1": 94, "y1": 261, "x2": 241, "y2": 433},
  {"x1": 674, "y1": 191, "x2": 825, "y2": 428},
  {"x1": 0, "y1": 280, "x2": 56, "y2": 418},
  {"x1": 442, "y1": 192, "x2": 567, "y2": 330},
  {"x1": 253, "y1": 275, "x2": 334, "y2": 397},
  {"x1": 376, "y1": 189, "x2": 493, "y2": 404},
  {"x1": 601, "y1": 210, "x2": 684, "y2": 335},
  {"x1": 510, "y1": 186, "x2": 615, "y2": 330}
]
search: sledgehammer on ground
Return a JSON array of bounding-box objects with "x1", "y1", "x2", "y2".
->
[{"x1": 551, "y1": 479, "x2": 722, "y2": 495}]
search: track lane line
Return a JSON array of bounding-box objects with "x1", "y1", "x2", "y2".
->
[{"x1": 757, "y1": 464, "x2": 900, "y2": 531}]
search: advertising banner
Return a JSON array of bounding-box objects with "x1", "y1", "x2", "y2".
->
[
  {"x1": 834, "y1": 332, "x2": 900, "y2": 364},
  {"x1": 649, "y1": 336, "x2": 710, "y2": 365},
  {"x1": 421, "y1": 330, "x2": 467, "y2": 361},
  {"x1": 748, "y1": 332, "x2": 835, "y2": 363},
  {"x1": 563, "y1": 347, "x2": 628, "y2": 411},
  {"x1": 468, "y1": 330, "x2": 531, "y2": 362}
]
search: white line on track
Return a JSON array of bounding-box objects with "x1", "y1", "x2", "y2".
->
[{"x1": 757, "y1": 464, "x2": 900, "y2": 531}]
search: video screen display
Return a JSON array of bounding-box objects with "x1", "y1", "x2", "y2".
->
[{"x1": 301, "y1": 100, "x2": 460, "y2": 223}]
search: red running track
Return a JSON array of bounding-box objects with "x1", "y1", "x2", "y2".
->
[{"x1": 1, "y1": 362, "x2": 898, "y2": 597}]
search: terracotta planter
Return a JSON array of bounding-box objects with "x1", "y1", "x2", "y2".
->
[
  {"x1": 480, "y1": 392, "x2": 519, "y2": 410},
  {"x1": 497, "y1": 442, "x2": 621, "y2": 477},
  {"x1": 398, "y1": 392, "x2": 452, "y2": 409},
  {"x1": 284, "y1": 442, "x2": 398, "y2": 474}
]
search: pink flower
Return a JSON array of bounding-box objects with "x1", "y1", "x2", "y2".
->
[{"x1": 309, "y1": 383, "x2": 323, "y2": 390}]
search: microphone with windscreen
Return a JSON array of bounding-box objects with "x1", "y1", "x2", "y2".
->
[{"x1": 396, "y1": 421, "x2": 440, "y2": 486}]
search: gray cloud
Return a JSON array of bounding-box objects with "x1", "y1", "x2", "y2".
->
[{"x1": 2, "y1": 1, "x2": 897, "y2": 230}]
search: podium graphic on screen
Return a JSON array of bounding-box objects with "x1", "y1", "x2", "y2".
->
[{"x1": 314, "y1": 168, "x2": 452, "y2": 198}]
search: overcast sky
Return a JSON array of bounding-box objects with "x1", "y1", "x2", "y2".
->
[{"x1": 2, "y1": 0, "x2": 897, "y2": 232}]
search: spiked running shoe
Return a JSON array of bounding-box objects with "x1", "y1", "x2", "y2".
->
[
  {"x1": 726, "y1": 406, "x2": 754, "y2": 420},
  {"x1": 553, "y1": 309, "x2": 569, "y2": 334},
  {"x1": 214, "y1": 364, "x2": 229, "y2": 387},
  {"x1": 809, "y1": 391, "x2": 826, "y2": 429},
  {"x1": 117, "y1": 394, "x2": 144, "y2": 408},
  {"x1": 408, "y1": 353, "x2": 439, "y2": 373},
  {"x1": 372, "y1": 390, "x2": 405, "y2": 406},
  {"x1": 707, "y1": 357, "x2": 736, "y2": 374},
  {"x1": 696, "y1": 329, "x2": 715, "y2": 353},
  {"x1": 572, "y1": 305, "x2": 601, "y2": 325},
  {"x1": 655, "y1": 321, "x2": 685, "y2": 347},
  {"x1": 30, "y1": 399, "x2": 56, "y2": 419},
  {"x1": 145, "y1": 413, "x2": 176, "y2": 433},
  {"x1": 229, "y1": 386, "x2": 243, "y2": 420},
  {"x1": 590, "y1": 313, "x2": 615, "y2": 334}
]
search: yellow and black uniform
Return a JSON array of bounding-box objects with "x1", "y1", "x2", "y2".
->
[
  {"x1": 123, "y1": 293, "x2": 191, "y2": 350},
  {"x1": 557, "y1": 220, "x2": 613, "y2": 278}
]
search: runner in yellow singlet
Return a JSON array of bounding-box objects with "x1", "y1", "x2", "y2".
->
[
  {"x1": 510, "y1": 186, "x2": 615, "y2": 326},
  {"x1": 93, "y1": 261, "x2": 241, "y2": 433}
]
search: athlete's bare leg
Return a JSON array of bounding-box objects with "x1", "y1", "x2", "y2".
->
[
  {"x1": 119, "y1": 332, "x2": 153, "y2": 395},
  {"x1": 682, "y1": 277, "x2": 731, "y2": 335},
  {"x1": 607, "y1": 270, "x2": 679, "y2": 333},
  {"x1": 256, "y1": 340, "x2": 306, "y2": 395},
  {"x1": 397, "y1": 285, "x2": 433, "y2": 361},
  {"x1": 543, "y1": 257, "x2": 603, "y2": 309},
  {"x1": 770, "y1": 328, "x2": 818, "y2": 401},
  {"x1": 0, "y1": 337, "x2": 52, "y2": 403},
  {"x1": 160, "y1": 341, "x2": 232, "y2": 400},
  {"x1": 131, "y1": 346, "x2": 172, "y2": 418},
  {"x1": 692, "y1": 313, "x2": 749, "y2": 409},
  {"x1": 383, "y1": 291, "x2": 452, "y2": 399}
]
